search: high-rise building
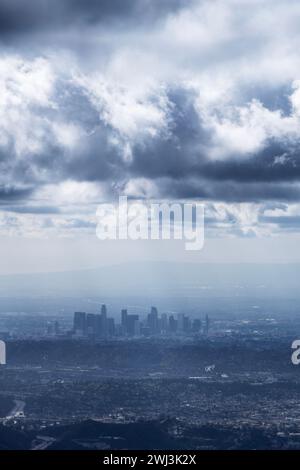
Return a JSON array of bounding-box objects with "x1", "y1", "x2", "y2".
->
[
  {"x1": 161, "y1": 313, "x2": 168, "y2": 334},
  {"x1": 86, "y1": 313, "x2": 97, "y2": 337},
  {"x1": 147, "y1": 306, "x2": 159, "y2": 335},
  {"x1": 177, "y1": 313, "x2": 184, "y2": 332},
  {"x1": 192, "y1": 319, "x2": 202, "y2": 333},
  {"x1": 73, "y1": 312, "x2": 86, "y2": 335},
  {"x1": 183, "y1": 315, "x2": 190, "y2": 333},
  {"x1": 169, "y1": 315, "x2": 177, "y2": 333},
  {"x1": 126, "y1": 314, "x2": 139, "y2": 336},
  {"x1": 107, "y1": 318, "x2": 115, "y2": 336},
  {"x1": 134, "y1": 318, "x2": 140, "y2": 336},
  {"x1": 99, "y1": 304, "x2": 108, "y2": 337},
  {"x1": 101, "y1": 304, "x2": 107, "y2": 317},
  {"x1": 151, "y1": 306, "x2": 158, "y2": 317},
  {"x1": 121, "y1": 309, "x2": 128, "y2": 334}
]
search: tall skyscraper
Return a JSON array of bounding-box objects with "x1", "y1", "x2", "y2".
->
[
  {"x1": 192, "y1": 318, "x2": 202, "y2": 333},
  {"x1": 100, "y1": 304, "x2": 108, "y2": 337},
  {"x1": 96, "y1": 314, "x2": 102, "y2": 338},
  {"x1": 151, "y1": 306, "x2": 158, "y2": 317},
  {"x1": 183, "y1": 315, "x2": 190, "y2": 333},
  {"x1": 161, "y1": 313, "x2": 168, "y2": 334},
  {"x1": 121, "y1": 309, "x2": 128, "y2": 334},
  {"x1": 126, "y1": 314, "x2": 139, "y2": 336},
  {"x1": 169, "y1": 315, "x2": 177, "y2": 333},
  {"x1": 86, "y1": 313, "x2": 97, "y2": 337},
  {"x1": 134, "y1": 318, "x2": 140, "y2": 336},
  {"x1": 147, "y1": 306, "x2": 159, "y2": 335},
  {"x1": 107, "y1": 318, "x2": 115, "y2": 336},
  {"x1": 177, "y1": 313, "x2": 184, "y2": 332},
  {"x1": 73, "y1": 312, "x2": 86, "y2": 336}
]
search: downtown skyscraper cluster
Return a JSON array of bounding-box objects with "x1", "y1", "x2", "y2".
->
[{"x1": 73, "y1": 305, "x2": 210, "y2": 339}]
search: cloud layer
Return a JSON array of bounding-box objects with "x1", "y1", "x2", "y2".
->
[{"x1": 1, "y1": 0, "x2": 300, "y2": 237}]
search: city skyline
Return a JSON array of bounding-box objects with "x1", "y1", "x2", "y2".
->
[{"x1": 72, "y1": 305, "x2": 210, "y2": 339}]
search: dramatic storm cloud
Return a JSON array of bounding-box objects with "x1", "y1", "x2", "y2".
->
[{"x1": 1, "y1": 0, "x2": 300, "y2": 240}]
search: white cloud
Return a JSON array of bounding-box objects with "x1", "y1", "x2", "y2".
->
[
  {"x1": 0, "y1": 56, "x2": 55, "y2": 156},
  {"x1": 36, "y1": 180, "x2": 107, "y2": 206},
  {"x1": 74, "y1": 72, "x2": 172, "y2": 162}
]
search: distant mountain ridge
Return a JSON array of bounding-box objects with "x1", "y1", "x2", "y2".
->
[{"x1": 0, "y1": 262, "x2": 299, "y2": 298}]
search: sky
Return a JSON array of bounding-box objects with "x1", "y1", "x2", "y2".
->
[{"x1": 1, "y1": 0, "x2": 300, "y2": 273}]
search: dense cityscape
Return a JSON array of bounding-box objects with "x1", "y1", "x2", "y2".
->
[
  {"x1": 71, "y1": 306, "x2": 210, "y2": 339},
  {"x1": 0, "y1": 297, "x2": 300, "y2": 450}
]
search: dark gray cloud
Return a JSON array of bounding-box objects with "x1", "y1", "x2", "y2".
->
[
  {"x1": 0, "y1": 0, "x2": 186, "y2": 36},
  {"x1": 120, "y1": 89, "x2": 300, "y2": 202},
  {"x1": 2, "y1": 79, "x2": 300, "y2": 205},
  {"x1": 156, "y1": 177, "x2": 300, "y2": 203},
  {"x1": 260, "y1": 215, "x2": 300, "y2": 226},
  {"x1": 0, "y1": 205, "x2": 61, "y2": 214},
  {"x1": 0, "y1": 186, "x2": 34, "y2": 202}
]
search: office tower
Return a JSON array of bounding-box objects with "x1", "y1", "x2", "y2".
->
[
  {"x1": 161, "y1": 313, "x2": 168, "y2": 334},
  {"x1": 101, "y1": 304, "x2": 107, "y2": 317},
  {"x1": 114, "y1": 323, "x2": 123, "y2": 337},
  {"x1": 100, "y1": 304, "x2": 108, "y2": 337},
  {"x1": 183, "y1": 315, "x2": 190, "y2": 333},
  {"x1": 73, "y1": 312, "x2": 86, "y2": 335},
  {"x1": 95, "y1": 314, "x2": 102, "y2": 338},
  {"x1": 151, "y1": 306, "x2": 158, "y2": 316},
  {"x1": 192, "y1": 319, "x2": 202, "y2": 333},
  {"x1": 107, "y1": 318, "x2": 115, "y2": 336},
  {"x1": 121, "y1": 309, "x2": 128, "y2": 334},
  {"x1": 97, "y1": 314, "x2": 107, "y2": 338},
  {"x1": 147, "y1": 306, "x2": 159, "y2": 335},
  {"x1": 134, "y1": 318, "x2": 140, "y2": 336},
  {"x1": 126, "y1": 314, "x2": 139, "y2": 336},
  {"x1": 86, "y1": 313, "x2": 97, "y2": 337},
  {"x1": 177, "y1": 313, "x2": 184, "y2": 332},
  {"x1": 169, "y1": 315, "x2": 177, "y2": 333}
]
